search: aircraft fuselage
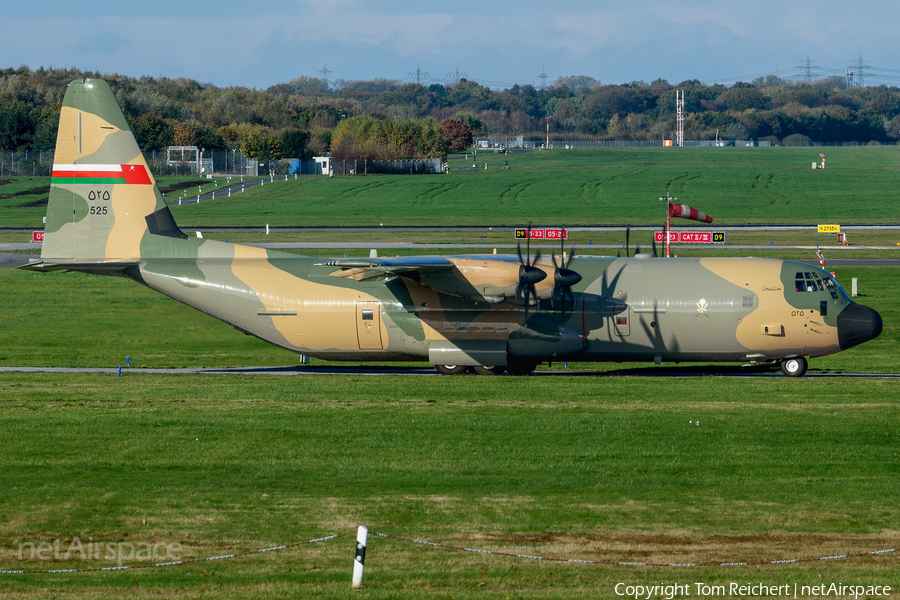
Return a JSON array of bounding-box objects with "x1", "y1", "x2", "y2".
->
[{"x1": 129, "y1": 243, "x2": 879, "y2": 371}]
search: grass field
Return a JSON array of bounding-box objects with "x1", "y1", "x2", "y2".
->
[
  {"x1": 170, "y1": 145, "x2": 900, "y2": 227},
  {"x1": 3, "y1": 146, "x2": 900, "y2": 228},
  {"x1": 0, "y1": 146, "x2": 898, "y2": 598},
  {"x1": 0, "y1": 373, "x2": 898, "y2": 599}
]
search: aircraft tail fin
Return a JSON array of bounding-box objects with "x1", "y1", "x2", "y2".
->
[{"x1": 41, "y1": 78, "x2": 185, "y2": 265}]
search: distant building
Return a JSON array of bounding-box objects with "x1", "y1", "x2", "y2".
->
[
  {"x1": 313, "y1": 156, "x2": 333, "y2": 176},
  {"x1": 475, "y1": 136, "x2": 524, "y2": 149}
]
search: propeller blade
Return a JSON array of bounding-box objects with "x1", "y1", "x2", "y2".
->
[
  {"x1": 625, "y1": 227, "x2": 630, "y2": 258},
  {"x1": 522, "y1": 283, "x2": 532, "y2": 321},
  {"x1": 549, "y1": 225, "x2": 581, "y2": 322},
  {"x1": 526, "y1": 221, "x2": 532, "y2": 265}
]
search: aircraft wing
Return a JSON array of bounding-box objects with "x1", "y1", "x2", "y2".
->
[
  {"x1": 317, "y1": 256, "x2": 456, "y2": 281},
  {"x1": 318, "y1": 255, "x2": 525, "y2": 304}
]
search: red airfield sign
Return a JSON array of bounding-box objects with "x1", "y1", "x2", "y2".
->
[{"x1": 655, "y1": 231, "x2": 725, "y2": 243}]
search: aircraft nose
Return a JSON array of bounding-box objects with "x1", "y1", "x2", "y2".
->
[{"x1": 837, "y1": 303, "x2": 883, "y2": 351}]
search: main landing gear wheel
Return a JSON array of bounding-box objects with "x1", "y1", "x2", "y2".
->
[
  {"x1": 435, "y1": 365, "x2": 466, "y2": 375},
  {"x1": 472, "y1": 365, "x2": 505, "y2": 376},
  {"x1": 780, "y1": 357, "x2": 808, "y2": 377}
]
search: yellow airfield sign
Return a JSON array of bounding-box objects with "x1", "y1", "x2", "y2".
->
[{"x1": 818, "y1": 224, "x2": 841, "y2": 233}]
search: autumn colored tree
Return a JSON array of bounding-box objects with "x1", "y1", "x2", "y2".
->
[{"x1": 439, "y1": 117, "x2": 472, "y2": 152}]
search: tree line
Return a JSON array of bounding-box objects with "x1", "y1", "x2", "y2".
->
[{"x1": 2, "y1": 66, "x2": 900, "y2": 164}]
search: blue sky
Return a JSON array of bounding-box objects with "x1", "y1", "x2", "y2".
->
[{"x1": 5, "y1": 0, "x2": 900, "y2": 89}]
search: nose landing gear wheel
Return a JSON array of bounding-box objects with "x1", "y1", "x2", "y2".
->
[{"x1": 780, "y1": 357, "x2": 808, "y2": 377}]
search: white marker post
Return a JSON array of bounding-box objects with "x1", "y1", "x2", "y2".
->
[{"x1": 352, "y1": 525, "x2": 368, "y2": 588}]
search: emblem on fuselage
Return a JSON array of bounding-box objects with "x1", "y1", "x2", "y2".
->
[{"x1": 697, "y1": 298, "x2": 709, "y2": 317}]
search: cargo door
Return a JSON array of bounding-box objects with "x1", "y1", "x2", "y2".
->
[{"x1": 356, "y1": 302, "x2": 383, "y2": 350}]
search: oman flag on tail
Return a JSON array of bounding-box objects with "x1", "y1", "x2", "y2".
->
[{"x1": 668, "y1": 203, "x2": 712, "y2": 224}]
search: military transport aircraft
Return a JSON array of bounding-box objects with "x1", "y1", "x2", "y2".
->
[{"x1": 21, "y1": 79, "x2": 883, "y2": 376}]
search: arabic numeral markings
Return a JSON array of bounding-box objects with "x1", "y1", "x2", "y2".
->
[
  {"x1": 791, "y1": 310, "x2": 805, "y2": 317},
  {"x1": 89, "y1": 206, "x2": 108, "y2": 216},
  {"x1": 88, "y1": 190, "x2": 111, "y2": 201}
]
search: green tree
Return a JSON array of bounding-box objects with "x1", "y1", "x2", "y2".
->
[
  {"x1": 281, "y1": 129, "x2": 311, "y2": 159},
  {"x1": 130, "y1": 113, "x2": 173, "y2": 151},
  {"x1": 241, "y1": 126, "x2": 283, "y2": 165},
  {"x1": 0, "y1": 93, "x2": 32, "y2": 150},
  {"x1": 452, "y1": 111, "x2": 482, "y2": 135}
]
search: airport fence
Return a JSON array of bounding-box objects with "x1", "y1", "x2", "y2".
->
[
  {"x1": 524, "y1": 139, "x2": 897, "y2": 148},
  {"x1": 331, "y1": 157, "x2": 443, "y2": 175},
  {"x1": 0, "y1": 150, "x2": 259, "y2": 178},
  {"x1": 0, "y1": 151, "x2": 442, "y2": 178}
]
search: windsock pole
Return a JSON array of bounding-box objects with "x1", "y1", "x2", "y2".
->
[
  {"x1": 666, "y1": 198, "x2": 671, "y2": 258},
  {"x1": 660, "y1": 193, "x2": 674, "y2": 258}
]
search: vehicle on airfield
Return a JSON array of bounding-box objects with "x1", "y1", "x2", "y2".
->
[{"x1": 21, "y1": 79, "x2": 883, "y2": 376}]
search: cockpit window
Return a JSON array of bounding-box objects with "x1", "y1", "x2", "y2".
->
[
  {"x1": 795, "y1": 271, "x2": 840, "y2": 298},
  {"x1": 796, "y1": 272, "x2": 821, "y2": 292}
]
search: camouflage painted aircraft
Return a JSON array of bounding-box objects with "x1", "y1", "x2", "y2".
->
[{"x1": 22, "y1": 79, "x2": 883, "y2": 376}]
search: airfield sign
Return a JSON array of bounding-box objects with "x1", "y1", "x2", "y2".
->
[
  {"x1": 515, "y1": 228, "x2": 567, "y2": 239},
  {"x1": 654, "y1": 231, "x2": 725, "y2": 243}
]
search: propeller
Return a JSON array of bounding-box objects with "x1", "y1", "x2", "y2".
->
[
  {"x1": 516, "y1": 222, "x2": 546, "y2": 319},
  {"x1": 551, "y1": 226, "x2": 581, "y2": 321}
]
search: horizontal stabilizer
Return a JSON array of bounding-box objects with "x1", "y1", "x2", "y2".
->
[{"x1": 18, "y1": 259, "x2": 139, "y2": 273}]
